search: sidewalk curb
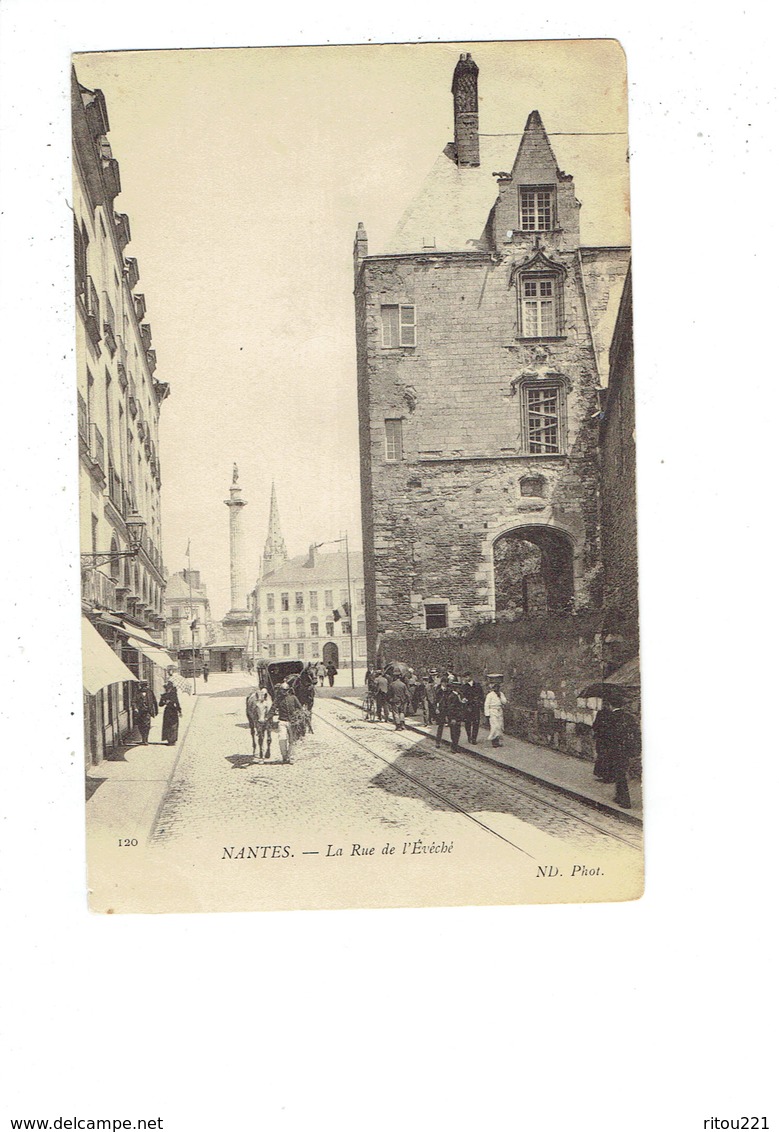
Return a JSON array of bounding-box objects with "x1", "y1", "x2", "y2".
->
[
  {"x1": 146, "y1": 693, "x2": 201, "y2": 844},
  {"x1": 330, "y1": 694, "x2": 642, "y2": 828}
]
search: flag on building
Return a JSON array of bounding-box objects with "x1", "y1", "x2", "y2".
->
[{"x1": 332, "y1": 602, "x2": 351, "y2": 622}]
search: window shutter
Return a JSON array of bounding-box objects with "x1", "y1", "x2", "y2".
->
[{"x1": 400, "y1": 305, "x2": 416, "y2": 346}]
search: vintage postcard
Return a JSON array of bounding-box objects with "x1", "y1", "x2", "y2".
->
[{"x1": 74, "y1": 40, "x2": 642, "y2": 913}]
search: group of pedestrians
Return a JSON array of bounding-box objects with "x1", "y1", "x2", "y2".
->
[
  {"x1": 316, "y1": 661, "x2": 338, "y2": 687},
  {"x1": 133, "y1": 678, "x2": 182, "y2": 747},
  {"x1": 364, "y1": 666, "x2": 509, "y2": 753}
]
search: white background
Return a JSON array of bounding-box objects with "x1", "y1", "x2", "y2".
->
[{"x1": 0, "y1": 3, "x2": 776, "y2": 1130}]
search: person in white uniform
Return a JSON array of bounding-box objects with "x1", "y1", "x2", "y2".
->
[{"x1": 484, "y1": 676, "x2": 508, "y2": 748}]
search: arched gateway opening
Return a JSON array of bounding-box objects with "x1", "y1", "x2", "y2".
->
[
  {"x1": 322, "y1": 642, "x2": 339, "y2": 669},
  {"x1": 493, "y1": 526, "x2": 574, "y2": 615}
]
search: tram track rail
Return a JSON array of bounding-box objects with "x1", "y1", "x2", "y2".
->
[{"x1": 314, "y1": 702, "x2": 643, "y2": 858}]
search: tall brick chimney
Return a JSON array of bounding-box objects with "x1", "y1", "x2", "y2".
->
[{"x1": 452, "y1": 52, "x2": 479, "y2": 168}]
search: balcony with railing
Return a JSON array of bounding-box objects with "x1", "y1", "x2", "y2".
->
[
  {"x1": 101, "y1": 157, "x2": 121, "y2": 200},
  {"x1": 82, "y1": 569, "x2": 117, "y2": 609},
  {"x1": 117, "y1": 337, "x2": 128, "y2": 390},
  {"x1": 102, "y1": 292, "x2": 117, "y2": 357},
  {"x1": 77, "y1": 392, "x2": 89, "y2": 446},
  {"x1": 90, "y1": 423, "x2": 105, "y2": 477},
  {"x1": 114, "y1": 211, "x2": 131, "y2": 249},
  {"x1": 84, "y1": 277, "x2": 101, "y2": 346},
  {"x1": 108, "y1": 459, "x2": 125, "y2": 515},
  {"x1": 124, "y1": 257, "x2": 140, "y2": 290}
]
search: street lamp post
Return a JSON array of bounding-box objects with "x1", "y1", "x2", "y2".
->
[
  {"x1": 344, "y1": 530, "x2": 355, "y2": 690},
  {"x1": 187, "y1": 541, "x2": 197, "y2": 695},
  {"x1": 80, "y1": 511, "x2": 146, "y2": 571},
  {"x1": 314, "y1": 532, "x2": 356, "y2": 689}
]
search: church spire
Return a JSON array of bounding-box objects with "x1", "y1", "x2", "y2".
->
[{"x1": 262, "y1": 481, "x2": 287, "y2": 577}]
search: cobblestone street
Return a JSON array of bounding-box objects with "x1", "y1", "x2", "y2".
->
[
  {"x1": 87, "y1": 674, "x2": 642, "y2": 911},
  {"x1": 149, "y1": 676, "x2": 638, "y2": 851}
]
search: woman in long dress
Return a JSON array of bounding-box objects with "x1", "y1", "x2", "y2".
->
[
  {"x1": 484, "y1": 680, "x2": 508, "y2": 748},
  {"x1": 159, "y1": 681, "x2": 182, "y2": 746}
]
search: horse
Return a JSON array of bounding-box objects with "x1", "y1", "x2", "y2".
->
[{"x1": 246, "y1": 688, "x2": 273, "y2": 759}]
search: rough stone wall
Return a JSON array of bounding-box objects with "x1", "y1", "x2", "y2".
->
[
  {"x1": 357, "y1": 250, "x2": 604, "y2": 643},
  {"x1": 379, "y1": 615, "x2": 605, "y2": 758},
  {"x1": 354, "y1": 258, "x2": 380, "y2": 662},
  {"x1": 600, "y1": 270, "x2": 639, "y2": 663}
]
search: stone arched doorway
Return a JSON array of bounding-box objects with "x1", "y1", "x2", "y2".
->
[
  {"x1": 493, "y1": 525, "x2": 574, "y2": 615},
  {"x1": 322, "y1": 642, "x2": 339, "y2": 668}
]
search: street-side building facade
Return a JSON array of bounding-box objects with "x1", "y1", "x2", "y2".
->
[
  {"x1": 163, "y1": 569, "x2": 214, "y2": 664},
  {"x1": 249, "y1": 487, "x2": 366, "y2": 673},
  {"x1": 354, "y1": 54, "x2": 631, "y2": 754},
  {"x1": 74, "y1": 67, "x2": 171, "y2": 766}
]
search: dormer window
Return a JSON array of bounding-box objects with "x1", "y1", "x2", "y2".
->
[{"x1": 520, "y1": 186, "x2": 555, "y2": 231}]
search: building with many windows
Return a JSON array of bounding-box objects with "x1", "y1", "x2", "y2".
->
[
  {"x1": 163, "y1": 569, "x2": 214, "y2": 673},
  {"x1": 249, "y1": 486, "x2": 366, "y2": 675},
  {"x1": 353, "y1": 53, "x2": 632, "y2": 749},
  {"x1": 74, "y1": 67, "x2": 172, "y2": 766}
]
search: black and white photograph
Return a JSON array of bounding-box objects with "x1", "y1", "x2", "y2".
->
[
  {"x1": 73, "y1": 41, "x2": 642, "y2": 911},
  {"x1": 1, "y1": 6, "x2": 775, "y2": 1130}
]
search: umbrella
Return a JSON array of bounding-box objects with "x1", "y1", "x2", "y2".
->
[
  {"x1": 578, "y1": 657, "x2": 640, "y2": 699},
  {"x1": 385, "y1": 661, "x2": 411, "y2": 678}
]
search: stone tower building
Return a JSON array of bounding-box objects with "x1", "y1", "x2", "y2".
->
[{"x1": 354, "y1": 54, "x2": 630, "y2": 731}]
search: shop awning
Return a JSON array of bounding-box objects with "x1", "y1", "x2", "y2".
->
[
  {"x1": 118, "y1": 620, "x2": 176, "y2": 668},
  {"x1": 578, "y1": 656, "x2": 641, "y2": 700},
  {"x1": 129, "y1": 638, "x2": 176, "y2": 668},
  {"x1": 82, "y1": 617, "x2": 139, "y2": 695},
  {"x1": 120, "y1": 621, "x2": 158, "y2": 647}
]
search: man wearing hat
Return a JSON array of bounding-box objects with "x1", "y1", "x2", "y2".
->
[
  {"x1": 272, "y1": 680, "x2": 303, "y2": 764},
  {"x1": 389, "y1": 671, "x2": 410, "y2": 730},
  {"x1": 462, "y1": 672, "x2": 485, "y2": 745},
  {"x1": 421, "y1": 671, "x2": 437, "y2": 725},
  {"x1": 133, "y1": 680, "x2": 158, "y2": 746},
  {"x1": 592, "y1": 686, "x2": 640, "y2": 808},
  {"x1": 434, "y1": 678, "x2": 469, "y2": 753},
  {"x1": 374, "y1": 669, "x2": 390, "y2": 723}
]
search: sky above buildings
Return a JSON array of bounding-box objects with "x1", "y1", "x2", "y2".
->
[{"x1": 74, "y1": 40, "x2": 629, "y2": 620}]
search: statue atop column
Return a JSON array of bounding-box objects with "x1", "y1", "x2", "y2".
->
[{"x1": 232, "y1": 461, "x2": 239, "y2": 485}]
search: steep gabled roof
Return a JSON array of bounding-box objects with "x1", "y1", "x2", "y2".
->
[{"x1": 380, "y1": 131, "x2": 629, "y2": 255}]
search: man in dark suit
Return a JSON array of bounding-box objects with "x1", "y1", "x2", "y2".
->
[
  {"x1": 462, "y1": 672, "x2": 485, "y2": 744},
  {"x1": 592, "y1": 687, "x2": 641, "y2": 809},
  {"x1": 134, "y1": 680, "x2": 158, "y2": 745},
  {"x1": 374, "y1": 670, "x2": 390, "y2": 722},
  {"x1": 435, "y1": 679, "x2": 469, "y2": 753}
]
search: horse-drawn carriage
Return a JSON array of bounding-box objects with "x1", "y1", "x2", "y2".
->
[{"x1": 247, "y1": 659, "x2": 317, "y2": 754}]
